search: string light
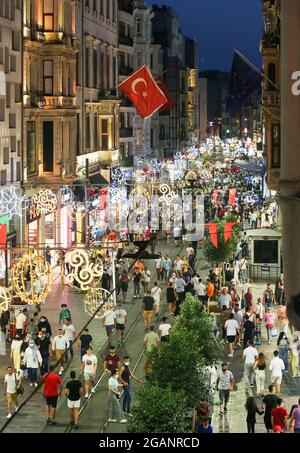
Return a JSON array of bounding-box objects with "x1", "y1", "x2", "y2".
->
[
  {"x1": 84, "y1": 287, "x2": 113, "y2": 319},
  {"x1": 0, "y1": 186, "x2": 28, "y2": 219},
  {"x1": 33, "y1": 189, "x2": 57, "y2": 215},
  {"x1": 0, "y1": 286, "x2": 11, "y2": 314},
  {"x1": 65, "y1": 249, "x2": 103, "y2": 292}
]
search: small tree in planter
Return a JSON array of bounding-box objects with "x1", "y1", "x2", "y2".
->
[
  {"x1": 127, "y1": 384, "x2": 189, "y2": 433},
  {"x1": 203, "y1": 218, "x2": 240, "y2": 267}
]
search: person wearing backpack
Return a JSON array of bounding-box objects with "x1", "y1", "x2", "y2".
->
[{"x1": 59, "y1": 304, "x2": 72, "y2": 326}]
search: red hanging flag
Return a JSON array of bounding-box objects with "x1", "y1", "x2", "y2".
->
[
  {"x1": 206, "y1": 223, "x2": 218, "y2": 248},
  {"x1": 118, "y1": 65, "x2": 167, "y2": 119},
  {"x1": 155, "y1": 76, "x2": 176, "y2": 112},
  {"x1": 229, "y1": 189, "x2": 237, "y2": 206},
  {"x1": 0, "y1": 224, "x2": 7, "y2": 246},
  {"x1": 224, "y1": 222, "x2": 238, "y2": 244}
]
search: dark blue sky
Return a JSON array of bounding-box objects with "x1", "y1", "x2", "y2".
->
[{"x1": 149, "y1": 0, "x2": 263, "y2": 71}]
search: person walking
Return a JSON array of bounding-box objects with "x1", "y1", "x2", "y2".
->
[
  {"x1": 133, "y1": 270, "x2": 141, "y2": 298},
  {"x1": 269, "y1": 351, "x2": 285, "y2": 396},
  {"x1": 216, "y1": 362, "x2": 235, "y2": 417},
  {"x1": 224, "y1": 313, "x2": 239, "y2": 358},
  {"x1": 119, "y1": 356, "x2": 144, "y2": 417},
  {"x1": 10, "y1": 335, "x2": 23, "y2": 372},
  {"x1": 36, "y1": 329, "x2": 52, "y2": 376},
  {"x1": 245, "y1": 396, "x2": 264, "y2": 433},
  {"x1": 289, "y1": 335, "x2": 300, "y2": 377},
  {"x1": 59, "y1": 304, "x2": 72, "y2": 326},
  {"x1": 43, "y1": 365, "x2": 62, "y2": 426},
  {"x1": 271, "y1": 398, "x2": 288, "y2": 433},
  {"x1": 262, "y1": 385, "x2": 280, "y2": 433},
  {"x1": 242, "y1": 315, "x2": 255, "y2": 349},
  {"x1": 120, "y1": 271, "x2": 130, "y2": 303},
  {"x1": 289, "y1": 399, "x2": 300, "y2": 433},
  {"x1": 104, "y1": 346, "x2": 120, "y2": 374},
  {"x1": 115, "y1": 303, "x2": 127, "y2": 347},
  {"x1": 78, "y1": 328, "x2": 93, "y2": 361},
  {"x1": 143, "y1": 326, "x2": 160, "y2": 375},
  {"x1": 3, "y1": 366, "x2": 21, "y2": 419},
  {"x1": 174, "y1": 275, "x2": 186, "y2": 316},
  {"x1": 264, "y1": 308, "x2": 275, "y2": 345},
  {"x1": 81, "y1": 347, "x2": 98, "y2": 398},
  {"x1": 253, "y1": 352, "x2": 267, "y2": 398},
  {"x1": 15, "y1": 308, "x2": 27, "y2": 338},
  {"x1": 151, "y1": 282, "x2": 162, "y2": 317},
  {"x1": 166, "y1": 282, "x2": 177, "y2": 316},
  {"x1": 63, "y1": 318, "x2": 76, "y2": 362},
  {"x1": 263, "y1": 283, "x2": 274, "y2": 309},
  {"x1": 52, "y1": 329, "x2": 70, "y2": 375},
  {"x1": 101, "y1": 303, "x2": 116, "y2": 344},
  {"x1": 107, "y1": 369, "x2": 127, "y2": 424},
  {"x1": 158, "y1": 317, "x2": 172, "y2": 343},
  {"x1": 64, "y1": 371, "x2": 83, "y2": 429},
  {"x1": 142, "y1": 290, "x2": 155, "y2": 331},
  {"x1": 242, "y1": 340, "x2": 258, "y2": 391},
  {"x1": 277, "y1": 332, "x2": 289, "y2": 371},
  {"x1": 23, "y1": 339, "x2": 43, "y2": 387},
  {"x1": 162, "y1": 255, "x2": 172, "y2": 284},
  {"x1": 155, "y1": 253, "x2": 162, "y2": 281}
]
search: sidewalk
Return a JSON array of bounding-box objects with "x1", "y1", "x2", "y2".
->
[{"x1": 212, "y1": 283, "x2": 299, "y2": 434}]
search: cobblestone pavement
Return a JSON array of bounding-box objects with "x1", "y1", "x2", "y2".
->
[{"x1": 212, "y1": 284, "x2": 300, "y2": 434}]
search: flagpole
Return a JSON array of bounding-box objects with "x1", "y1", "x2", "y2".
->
[{"x1": 234, "y1": 48, "x2": 279, "y2": 91}]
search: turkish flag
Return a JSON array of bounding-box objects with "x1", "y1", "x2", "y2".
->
[
  {"x1": 0, "y1": 224, "x2": 7, "y2": 246},
  {"x1": 224, "y1": 222, "x2": 238, "y2": 244},
  {"x1": 229, "y1": 189, "x2": 237, "y2": 206},
  {"x1": 155, "y1": 76, "x2": 176, "y2": 112},
  {"x1": 206, "y1": 223, "x2": 218, "y2": 248},
  {"x1": 118, "y1": 66, "x2": 167, "y2": 119}
]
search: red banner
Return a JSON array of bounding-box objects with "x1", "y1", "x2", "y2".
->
[
  {"x1": 224, "y1": 222, "x2": 238, "y2": 244},
  {"x1": 229, "y1": 189, "x2": 237, "y2": 206},
  {"x1": 155, "y1": 76, "x2": 176, "y2": 112},
  {"x1": 206, "y1": 223, "x2": 218, "y2": 248},
  {"x1": 0, "y1": 224, "x2": 7, "y2": 246}
]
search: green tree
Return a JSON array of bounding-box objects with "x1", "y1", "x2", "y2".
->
[
  {"x1": 203, "y1": 218, "x2": 240, "y2": 265},
  {"x1": 127, "y1": 384, "x2": 189, "y2": 433}
]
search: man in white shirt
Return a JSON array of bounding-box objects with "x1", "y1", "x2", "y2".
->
[
  {"x1": 225, "y1": 313, "x2": 239, "y2": 357},
  {"x1": 242, "y1": 340, "x2": 258, "y2": 390},
  {"x1": 173, "y1": 226, "x2": 181, "y2": 246},
  {"x1": 158, "y1": 317, "x2": 172, "y2": 342},
  {"x1": 101, "y1": 304, "x2": 117, "y2": 344},
  {"x1": 151, "y1": 282, "x2": 162, "y2": 317},
  {"x1": 115, "y1": 303, "x2": 127, "y2": 347},
  {"x1": 52, "y1": 329, "x2": 70, "y2": 375},
  {"x1": 15, "y1": 309, "x2": 27, "y2": 338},
  {"x1": 269, "y1": 350, "x2": 285, "y2": 396},
  {"x1": 81, "y1": 347, "x2": 98, "y2": 398},
  {"x1": 63, "y1": 318, "x2": 76, "y2": 361},
  {"x1": 231, "y1": 303, "x2": 243, "y2": 348},
  {"x1": 4, "y1": 366, "x2": 20, "y2": 419},
  {"x1": 155, "y1": 254, "x2": 162, "y2": 282}
]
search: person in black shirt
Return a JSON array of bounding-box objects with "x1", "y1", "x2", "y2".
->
[
  {"x1": 36, "y1": 329, "x2": 51, "y2": 375},
  {"x1": 64, "y1": 371, "x2": 83, "y2": 429},
  {"x1": 262, "y1": 384, "x2": 280, "y2": 433},
  {"x1": 78, "y1": 328, "x2": 93, "y2": 360},
  {"x1": 245, "y1": 396, "x2": 264, "y2": 433},
  {"x1": 119, "y1": 357, "x2": 144, "y2": 416},
  {"x1": 166, "y1": 282, "x2": 176, "y2": 316},
  {"x1": 38, "y1": 316, "x2": 52, "y2": 337},
  {"x1": 142, "y1": 291, "x2": 154, "y2": 331}
]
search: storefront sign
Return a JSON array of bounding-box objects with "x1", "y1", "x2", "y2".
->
[{"x1": 261, "y1": 266, "x2": 270, "y2": 272}]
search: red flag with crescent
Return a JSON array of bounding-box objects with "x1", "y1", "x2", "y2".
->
[
  {"x1": 0, "y1": 224, "x2": 6, "y2": 246},
  {"x1": 229, "y1": 189, "x2": 237, "y2": 206},
  {"x1": 118, "y1": 65, "x2": 168, "y2": 119},
  {"x1": 206, "y1": 223, "x2": 218, "y2": 248},
  {"x1": 224, "y1": 222, "x2": 238, "y2": 244},
  {"x1": 155, "y1": 76, "x2": 176, "y2": 112}
]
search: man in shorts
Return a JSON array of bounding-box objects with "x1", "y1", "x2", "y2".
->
[
  {"x1": 115, "y1": 303, "x2": 127, "y2": 347},
  {"x1": 216, "y1": 362, "x2": 234, "y2": 417},
  {"x1": 224, "y1": 313, "x2": 239, "y2": 357},
  {"x1": 43, "y1": 365, "x2": 62, "y2": 426},
  {"x1": 269, "y1": 350, "x2": 285, "y2": 396},
  {"x1": 104, "y1": 346, "x2": 120, "y2": 374},
  {"x1": 262, "y1": 385, "x2": 279, "y2": 433},
  {"x1": 81, "y1": 347, "x2": 98, "y2": 398},
  {"x1": 142, "y1": 290, "x2": 154, "y2": 331},
  {"x1": 65, "y1": 371, "x2": 83, "y2": 429},
  {"x1": 102, "y1": 303, "x2": 116, "y2": 344},
  {"x1": 4, "y1": 366, "x2": 20, "y2": 419}
]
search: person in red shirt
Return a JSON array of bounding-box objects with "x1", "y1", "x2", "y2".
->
[
  {"x1": 107, "y1": 230, "x2": 117, "y2": 241},
  {"x1": 104, "y1": 346, "x2": 120, "y2": 373},
  {"x1": 43, "y1": 365, "x2": 62, "y2": 426},
  {"x1": 271, "y1": 398, "x2": 288, "y2": 432}
]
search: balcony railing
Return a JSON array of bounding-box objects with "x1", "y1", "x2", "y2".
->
[
  {"x1": 119, "y1": 127, "x2": 133, "y2": 138},
  {"x1": 119, "y1": 66, "x2": 133, "y2": 76},
  {"x1": 119, "y1": 35, "x2": 134, "y2": 47},
  {"x1": 263, "y1": 93, "x2": 281, "y2": 107}
]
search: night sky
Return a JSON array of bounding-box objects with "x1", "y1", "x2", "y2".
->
[{"x1": 148, "y1": 0, "x2": 263, "y2": 72}]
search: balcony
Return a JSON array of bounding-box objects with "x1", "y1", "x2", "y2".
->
[
  {"x1": 24, "y1": 91, "x2": 76, "y2": 109},
  {"x1": 119, "y1": 66, "x2": 133, "y2": 76},
  {"x1": 119, "y1": 34, "x2": 134, "y2": 47},
  {"x1": 119, "y1": 127, "x2": 133, "y2": 138},
  {"x1": 261, "y1": 32, "x2": 280, "y2": 49},
  {"x1": 263, "y1": 93, "x2": 281, "y2": 108}
]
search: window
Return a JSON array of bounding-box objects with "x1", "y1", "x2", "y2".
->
[
  {"x1": 100, "y1": 0, "x2": 103, "y2": 15},
  {"x1": 43, "y1": 0, "x2": 54, "y2": 31},
  {"x1": 4, "y1": 47, "x2": 9, "y2": 73},
  {"x1": 100, "y1": 119, "x2": 109, "y2": 149},
  {"x1": 271, "y1": 123, "x2": 280, "y2": 168},
  {"x1": 43, "y1": 121, "x2": 54, "y2": 172},
  {"x1": 12, "y1": 31, "x2": 21, "y2": 51},
  {"x1": 10, "y1": 158, "x2": 14, "y2": 182},
  {"x1": 3, "y1": 147, "x2": 9, "y2": 164},
  {"x1": 27, "y1": 121, "x2": 37, "y2": 175},
  {"x1": 1, "y1": 170, "x2": 6, "y2": 186},
  {"x1": 17, "y1": 140, "x2": 20, "y2": 156},
  {"x1": 10, "y1": 136, "x2": 16, "y2": 152},
  {"x1": 9, "y1": 113, "x2": 16, "y2": 128},
  {"x1": 6, "y1": 82, "x2": 10, "y2": 107},
  {"x1": 136, "y1": 18, "x2": 142, "y2": 36},
  {"x1": 85, "y1": 47, "x2": 90, "y2": 87},
  {"x1": 4, "y1": 0, "x2": 9, "y2": 19},
  {"x1": 15, "y1": 83, "x2": 21, "y2": 103},
  {"x1": 0, "y1": 48, "x2": 3, "y2": 65},
  {"x1": 106, "y1": 0, "x2": 109, "y2": 19},
  {"x1": 94, "y1": 115, "x2": 99, "y2": 149},
  {"x1": 268, "y1": 63, "x2": 276, "y2": 91},
  {"x1": 0, "y1": 99, "x2": 4, "y2": 121},
  {"x1": 85, "y1": 115, "x2": 90, "y2": 148},
  {"x1": 112, "y1": 0, "x2": 116, "y2": 23},
  {"x1": 93, "y1": 49, "x2": 97, "y2": 88},
  {"x1": 16, "y1": 161, "x2": 20, "y2": 182},
  {"x1": 10, "y1": 55, "x2": 16, "y2": 72},
  {"x1": 159, "y1": 125, "x2": 165, "y2": 140},
  {"x1": 93, "y1": 0, "x2": 97, "y2": 13},
  {"x1": 43, "y1": 60, "x2": 53, "y2": 95}
]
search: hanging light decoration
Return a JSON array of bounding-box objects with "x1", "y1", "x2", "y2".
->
[
  {"x1": 133, "y1": 169, "x2": 147, "y2": 184},
  {"x1": 111, "y1": 168, "x2": 126, "y2": 184},
  {"x1": 159, "y1": 184, "x2": 178, "y2": 205},
  {"x1": 84, "y1": 287, "x2": 114, "y2": 319},
  {"x1": 0, "y1": 186, "x2": 29, "y2": 219},
  {"x1": 129, "y1": 186, "x2": 150, "y2": 215},
  {"x1": 149, "y1": 159, "x2": 162, "y2": 174},
  {"x1": 57, "y1": 185, "x2": 74, "y2": 206},
  {"x1": 65, "y1": 249, "x2": 103, "y2": 292},
  {"x1": 67, "y1": 203, "x2": 85, "y2": 221},
  {"x1": 0, "y1": 286, "x2": 11, "y2": 314},
  {"x1": 33, "y1": 189, "x2": 57, "y2": 215},
  {"x1": 11, "y1": 252, "x2": 53, "y2": 305}
]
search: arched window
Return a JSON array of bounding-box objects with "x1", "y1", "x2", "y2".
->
[{"x1": 159, "y1": 125, "x2": 165, "y2": 140}]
